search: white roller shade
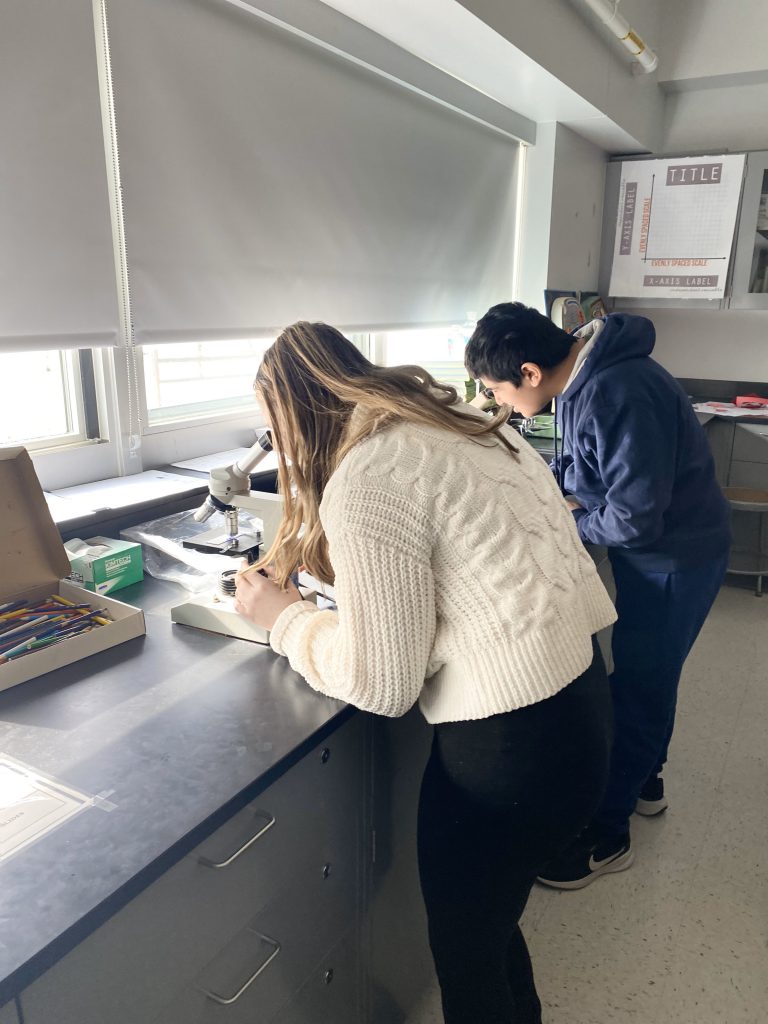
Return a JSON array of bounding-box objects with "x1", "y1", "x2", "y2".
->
[
  {"x1": 0, "y1": 1, "x2": 120, "y2": 352},
  {"x1": 107, "y1": 0, "x2": 519, "y2": 342}
]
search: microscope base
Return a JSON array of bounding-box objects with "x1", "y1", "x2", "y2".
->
[{"x1": 171, "y1": 593, "x2": 270, "y2": 645}]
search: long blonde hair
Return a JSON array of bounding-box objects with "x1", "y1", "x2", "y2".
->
[{"x1": 254, "y1": 322, "x2": 517, "y2": 587}]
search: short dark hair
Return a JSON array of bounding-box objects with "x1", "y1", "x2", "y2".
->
[{"x1": 465, "y1": 302, "x2": 574, "y2": 386}]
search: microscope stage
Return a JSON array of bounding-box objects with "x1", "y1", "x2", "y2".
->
[{"x1": 182, "y1": 527, "x2": 262, "y2": 560}]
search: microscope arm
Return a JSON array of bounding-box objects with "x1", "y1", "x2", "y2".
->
[{"x1": 230, "y1": 491, "x2": 284, "y2": 551}]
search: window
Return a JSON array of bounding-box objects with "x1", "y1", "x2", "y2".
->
[
  {"x1": 140, "y1": 339, "x2": 274, "y2": 427},
  {"x1": 375, "y1": 325, "x2": 473, "y2": 395},
  {"x1": 4, "y1": 0, "x2": 520, "y2": 490},
  {"x1": 0, "y1": 350, "x2": 93, "y2": 451}
]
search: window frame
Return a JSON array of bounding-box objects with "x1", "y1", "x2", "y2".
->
[
  {"x1": 136, "y1": 333, "x2": 375, "y2": 436},
  {"x1": 11, "y1": 325, "x2": 477, "y2": 493},
  {"x1": 0, "y1": 349, "x2": 94, "y2": 454},
  {"x1": 137, "y1": 340, "x2": 275, "y2": 434},
  {"x1": 369, "y1": 324, "x2": 473, "y2": 393}
]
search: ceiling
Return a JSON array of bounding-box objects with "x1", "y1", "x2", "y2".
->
[{"x1": 317, "y1": 0, "x2": 657, "y2": 153}]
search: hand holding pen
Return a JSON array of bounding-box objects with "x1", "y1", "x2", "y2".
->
[{"x1": 233, "y1": 562, "x2": 302, "y2": 632}]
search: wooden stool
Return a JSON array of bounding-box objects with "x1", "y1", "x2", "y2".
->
[{"x1": 724, "y1": 487, "x2": 768, "y2": 596}]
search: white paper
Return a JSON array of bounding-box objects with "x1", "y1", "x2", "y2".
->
[
  {"x1": 0, "y1": 757, "x2": 90, "y2": 862},
  {"x1": 44, "y1": 492, "x2": 100, "y2": 523},
  {"x1": 609, "y1": 155, "x2": 745, "y2": 299},
  {"x1": 172, "y1": 449, "x2": 251, "y2": 472},
  {"x1": 172, "y1": 449, "x2": 279, "y2": 474},
  {"x1": 297, "y1": 570, "x2": 337, "y2": 604},
  {"x1": 693, "y1": 402, "x2": 768, "y2": 420},
  {"x1": 51, "y1": 471, "x2": 203, "y2": 511}
]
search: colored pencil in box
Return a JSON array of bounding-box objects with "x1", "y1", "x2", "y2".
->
[
  {"x1": 51, "y1": 596, "x2": 111, "y2": 626},
  {"x1": 0, "y1": 599, "x2": 28, "y2": 616},
  {"x1": 0, "y1": 616, "x2": 43, "y2": 634},
  {"x1": 0, "y1": 615, "x2": 67, "y2": 649},
  {"x1": 0, "y1": 608, "x2": 42, "y2": 622},
  {"x1": 0, "y1": 606, "x2": 111, "y2": 663},
  {"x1": 0, "y1": 616, "x2": 103, "y2": 662},
  {"x1": 31, "y1": 609, "x2": 107, "y2": 641},
  {"x1": 51, "y1": 595, "x2": 110, "y2": 624},
  {"x1": 0, "y1": 626, "x2": 96, "y2": 663}
]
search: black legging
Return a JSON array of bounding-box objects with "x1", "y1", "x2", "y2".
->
[{"x1": 417, "y1": 638, "x2": 612, "y2": 1023}]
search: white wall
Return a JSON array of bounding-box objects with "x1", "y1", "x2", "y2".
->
[
  {"x1": 517, "y1": 127, "x2": 557, "y2": 311},
  {"x1": 445, "y1": 2, "x2": 768, "y2": 384},
  {"x1": 458, "y1": 0, "x2": 665, "y2": 151},
  {"x1": 662, "y1": 82, "x2": 768, "y2": 155},
  {"x1": 584, "y1": 0, "x2": 768, "y2": 383},
  {"x1": 647, "y1": 308, "x2": 768, "y2": 383},
  {"x1": 461, "y1": 2, "x2": 768, "y2": 383},
  {"x1": 646, "y1": 23, "x2": 768, "y2": 382},
  {"x1": 659, "y1": 0, "x2": 768, "y2": 83},
  {"x1": 548, "y1": 126, "x2": 605, "y2": 293},
  {"x1": 517, "y1": 124, "x2": 606, "y2": 311},
  {"x1": 654, "y1": 1, "x2": 768, "y2": 155}
]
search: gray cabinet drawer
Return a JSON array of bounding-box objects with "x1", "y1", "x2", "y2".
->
[
  {"x1": 21, "y1": 715, "x2": 364, "y2": 1024},
  {"x1": 367, "y1": 711, "x2": 434, "y2": 1022},
  {"x1": 0, "y1": 1000, "x2": 18, "y2": 1024},
  {"x1": 193, "y1": 713, "x2": 362, "y2": 884},
  {"x1": 731, "y1": 426, "x2": 768, "y2": 466},
  {"x1": 703, "y1": 419, "x2": 735, "y2": 487},
  {"x1": 152, "y1": 864, "x2": 357, "y2": 1023},
  {"x1": 728, "y1": 460, "x2": 768, "y2": 489},
  {"x1": 278, "y1": 931, "x2": 360, "y2": 1024}
]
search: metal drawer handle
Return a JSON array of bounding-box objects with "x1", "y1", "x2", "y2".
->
[
  {"x1": 198, "y1": 811, "x2": 276, "y2": 869},
  {"x1": 199, "y1": 930, "x2": 281, "y2": 1006}
]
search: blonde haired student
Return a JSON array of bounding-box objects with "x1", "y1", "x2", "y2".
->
[{"x1": 234, "y1": 322, "x2": 616, "y2": 1024}]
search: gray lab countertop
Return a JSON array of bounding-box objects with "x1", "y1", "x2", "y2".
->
[{"x1": 0, "y1": 576, "x2": 351, "y2": 1004}]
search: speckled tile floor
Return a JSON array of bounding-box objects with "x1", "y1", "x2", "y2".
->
[{"x1": 407, "y1": 583, "x2": 768, "y2": 1024}]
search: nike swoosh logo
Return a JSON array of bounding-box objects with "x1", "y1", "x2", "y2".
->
[{"x1": 588, "y1": 850, "x2": 624, "y2": 871}]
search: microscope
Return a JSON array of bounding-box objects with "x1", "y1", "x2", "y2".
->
[
  {"x1": 170, "y1": 430, "x2": 284, "y2": 645},
  {"x1": 182, "y1": 429, "x2": 282, "y2": 563}
]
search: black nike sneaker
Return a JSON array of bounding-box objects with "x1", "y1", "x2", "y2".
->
[
  {"x1": 537, "y1": 831, "x2": 634, "y2": 890},
  {"x1": 635, "y1": 774, "x2": 669, "y2": 816}
]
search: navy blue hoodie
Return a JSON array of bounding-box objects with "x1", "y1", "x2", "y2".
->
[{"x1": 556, "y1": 314, "x2": 731, "y2": 572}]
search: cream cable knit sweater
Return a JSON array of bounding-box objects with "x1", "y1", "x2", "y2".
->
[{"x1": 270, "y1": 413, "x2": 617, "y2": 723}]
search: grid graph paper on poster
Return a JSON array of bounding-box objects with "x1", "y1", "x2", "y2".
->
[{"x1": 643, "y1": 174, "x2": 731, "y2": 263}]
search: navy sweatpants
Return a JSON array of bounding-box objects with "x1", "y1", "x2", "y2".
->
[{"x1": 594, "y1": 551, "x2": 728, "y2": 839}]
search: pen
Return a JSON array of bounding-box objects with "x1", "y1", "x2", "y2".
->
[{"x1": 238, "y1": 563, "x2": 271, "y2": 578}]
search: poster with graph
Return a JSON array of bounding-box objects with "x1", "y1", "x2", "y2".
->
[{"x1": 609, "y1": 155, "x2": 745, "y2": 299}]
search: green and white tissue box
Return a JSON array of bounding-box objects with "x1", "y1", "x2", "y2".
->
[{"x1": 65, "y1": 537, "x2": 143, "y2": 595}]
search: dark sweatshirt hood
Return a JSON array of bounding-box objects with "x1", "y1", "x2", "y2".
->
[{"x1": 564, "y1": 314, "x2": 656, "y2": 400}]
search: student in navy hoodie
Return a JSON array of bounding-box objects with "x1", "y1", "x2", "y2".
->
[{"x1": 465, "y1": 302, "x2": 730, "y2": 888}]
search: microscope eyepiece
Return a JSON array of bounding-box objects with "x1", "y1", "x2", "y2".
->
[{"x1": 234, "y1": 430, "x2": 273, "y2": 476}]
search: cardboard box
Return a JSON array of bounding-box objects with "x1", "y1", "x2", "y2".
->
[
  {"x1": 65, "y1": 536, "x2": 143, "y2": 595},
  {"x1": 0, "y1": 448, "x2": 146, "y2": 693}
]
